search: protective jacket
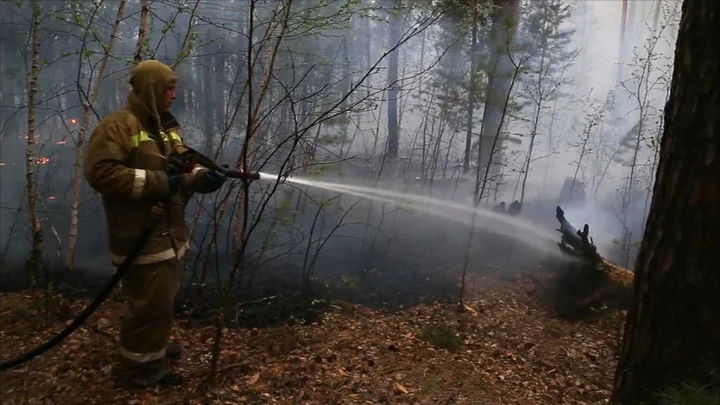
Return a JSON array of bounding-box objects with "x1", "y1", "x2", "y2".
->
[{"x1": 84, "y1": 60, "x2": 207, "y2": 266}]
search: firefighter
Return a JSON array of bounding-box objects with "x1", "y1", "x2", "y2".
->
[{"x1": 84, "y1": 59, "x2": 225, "y2": 388}]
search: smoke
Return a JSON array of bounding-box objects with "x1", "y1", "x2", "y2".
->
[{"x1": 560, "y1": 199, "x2": 624, "y2": 260}]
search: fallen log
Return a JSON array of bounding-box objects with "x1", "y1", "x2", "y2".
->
[
  {"x1": 555, "y1": 206, "x2": 601, "y2": 263},
  {"x1": 530, "y1": 206, "x2": 635, "y2": 319},
  {"x1": 555, "y1": 205, "x2": 634, "y2": 283}
]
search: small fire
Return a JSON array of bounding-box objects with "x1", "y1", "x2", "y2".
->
[
  {"x1": 36, "y1": 157, "x2": 51, "y2": 165},
  {"x1": 56, "y1": 140, "x2": 67, "y2": 145},
  {"x1": 69, "y1": 118, "x2": 78, "y2": 125},
  {"x1": 47, "y1": 196, "x2": 56, "y2": 201}
]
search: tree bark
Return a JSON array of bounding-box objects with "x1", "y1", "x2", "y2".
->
[
  {"x1": 134, "y1": 0, "x2": 150, "y2": 65},
  {"x1": 385, "y1": 0, "x2": 401, "y2": 158},
  {"x1": 612, "y1": 0, "x2": 720, "y2": 402},
  {"x1": 25, "y1": 0, "x2": 43, "y2": 287},
  {"x1": 463, "y1": 24, "x2": 478, "y2": 174},
  {"x1": 477, "y1": 0, "x2": 520, "y2": 178}
]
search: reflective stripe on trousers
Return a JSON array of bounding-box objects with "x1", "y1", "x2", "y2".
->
[
  {"x1": 119, "y1": 345, "x2": 167, "y2": 364},
  {"x1": 111, "y1": 242, "x2": 188, "y2": 266}
]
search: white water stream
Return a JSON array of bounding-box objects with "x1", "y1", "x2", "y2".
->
[{"x1": 257, "y1": 172, "x2": 567, "y2": 259}]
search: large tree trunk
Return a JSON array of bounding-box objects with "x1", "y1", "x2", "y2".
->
[
  {"x1": 612, "y1": 0, "x2": 720, "y2": 402},
  {"x1": 478, "y1": 0, "x2": 520, "y2": 182}
]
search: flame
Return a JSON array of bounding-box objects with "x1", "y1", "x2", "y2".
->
[
  {"x1": 56, "y1": 140, "x2": 67, "y2": 145},
  {"x1": 47, "y1": 196, "x2": 56, "y2": 200},
  {"x1": 69, "y1": 118, "x2": 78, "y2": 125},
  {"x1": 36, "y1": 157, "x2": 50, "y2": 165}
]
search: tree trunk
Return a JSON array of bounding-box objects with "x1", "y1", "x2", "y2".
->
[
  {"x1": 519, "y1": 25, "x2": 549, "y2": 205},
  {"x1": 25, "y1": 0, "x2": 43, "y2": 287},
  {"x1": 612, "y1": 0, "x2": 720, "y2": 402},
  {"x1": 201, "y1": 44, "x2": 215, "y2": 155},
  {"x1": 385, "y1": 0, "x2": 401, "y2": 158},
  {"x1": 478, "y1": 0, "x2": 520, "y2": 179},
  {"x1": 616, "y1": 0, "x2": 629, "y2": 85},
  {"x1": 231, "y1": 0, "x2": 288, "y2": 253},
  {"x1": 134, "y1": 0, "x2": 150, "y2": 65},
  {"x1": 66, "y1": 0, "x2": 126, "y2": 270},
  {"x1": 463, "y1": 24, "x2": 478, "y2": 174},
  {"x1": 475, "y1": 52, "x2": 523, "y2": 204},
  {"x1": 212, "y1": 0, "x2": 293, "y2": 384}
]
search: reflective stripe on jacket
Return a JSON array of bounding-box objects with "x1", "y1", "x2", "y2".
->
[{"x1": 84, "y1": 106, "x2": 196, "y2": 266}]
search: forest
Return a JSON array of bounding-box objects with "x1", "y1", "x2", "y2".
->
[{"x1": 0, "y1": 0, "x2": 718, "y2": 404}]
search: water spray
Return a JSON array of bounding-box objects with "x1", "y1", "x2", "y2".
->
[
  {"x1": 0, "y1": 168, "x2": 568, "y2": 371},
  {"x1": 273, "y1": 173, "x2": 569, "y2": 258},
  {"x1": 257, "y1": 172, "x2": 280, "y2": 182}
]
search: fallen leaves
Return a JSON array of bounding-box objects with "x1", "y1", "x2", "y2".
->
[
  {"x1": 248, "y1": 372, "x2": 260, "y2": 385},
  {"x1": 0, "y1": 278, "x2": 623, "y2": 405}
]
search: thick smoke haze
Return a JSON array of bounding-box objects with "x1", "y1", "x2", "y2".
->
[{"x1": 0, "y1": 0, "x2": 681, "y2": 300}]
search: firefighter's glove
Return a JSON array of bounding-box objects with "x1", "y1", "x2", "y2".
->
[
  {"x1": 198, "y1": 171, "x2": 226, "y2": 194},
  {"x1": 167, "y1": 174, "x2": 183, "y2": 197}
]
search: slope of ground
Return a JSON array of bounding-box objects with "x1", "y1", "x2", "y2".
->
[{"x1": 0, "y1": 275, "x2": 623, "y2": 404}]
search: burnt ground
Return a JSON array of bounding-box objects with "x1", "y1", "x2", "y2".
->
[{"x1": 0, "y1": 265, "x2": 626, "y2": 405}]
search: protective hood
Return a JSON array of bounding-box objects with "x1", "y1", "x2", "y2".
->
[{"x1": 126, "y1": 59, "x2": 176, "y2": 129}]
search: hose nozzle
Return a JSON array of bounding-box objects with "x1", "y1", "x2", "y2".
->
[{"x1": 223, "y1": 168, "x2": 260, "y2": 181}]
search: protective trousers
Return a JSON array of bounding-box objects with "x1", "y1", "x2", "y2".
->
[{"x1": 113, "y1": 259, "x2": 182, "y2": 387}]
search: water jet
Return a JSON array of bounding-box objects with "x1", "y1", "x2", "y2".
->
[{"x1": 258, "y1": 172, "x2": 569, "y2": 258}]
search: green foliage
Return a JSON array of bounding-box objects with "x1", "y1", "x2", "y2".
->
[
  {"x1": 173, "y1": 30, "x2": 199, "y2": 68},
  {"x1": 2, "y1": 67, "x2": 21, "y2": 80},
  {"x1": 337, "y1": 274, "x2": 358, "y2": 289},
  {"x1": 420, "y1": 374, "x2": 440, "y2": 395},
  {"x1": 274, "y1": 195, "x2": 296, "y2": 227},
  {"x1": 420, "y1": 323, "x2": 463, "y2": 352},
  {"x1": 658, "y1": 382, "x2": 720, "y2": 405},
  {"x1": 306, "y1": 164, "x2": 330, "y2": 177},
  {"x1": 318, "y1": 133, "x2": 351, "y2": 145},
  {"x1": 519, "y1": 0, "x2": 577, "y2": 79},
  {"x1": 287, "y1": 0, "x2": 364, "y2": 37},
  {"x1": 323, "y1": 114, "x2": 350, "y2": 127},
  {"x1": 412, "y1": 14, "x2": 471, "y2": 126},
  {"x1": 393, "y1": 198, "x2": 418, "y2": 214},
  {"x1": 657, "y1": 366, "x2": 720, "y2": 405},
  {"x1": 1, "y1": 0, "x2": 24, "y2": 8},
  {"x1": 515, "y1": 0, "x2": 577, "y2": 119},
  {"x1": 436, "y1": 0, "x2": 496, "y2": 29}
]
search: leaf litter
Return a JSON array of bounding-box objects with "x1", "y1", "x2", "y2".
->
[{"x1": 0, "y1": 275, "x2": 622, "y2": 404}]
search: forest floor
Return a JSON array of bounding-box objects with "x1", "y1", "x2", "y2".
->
[{"x1": 0, "y1": 273, "x2": 624, "y2": 405}]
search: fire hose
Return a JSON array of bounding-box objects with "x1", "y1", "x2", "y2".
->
[{"x1": 0, "y1": 145, "x2": 259, "y2": 371}]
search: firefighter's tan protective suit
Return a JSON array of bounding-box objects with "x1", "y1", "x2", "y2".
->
[{"x1": 84, "y1": 59, "x2": 211, "y2": 387}]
